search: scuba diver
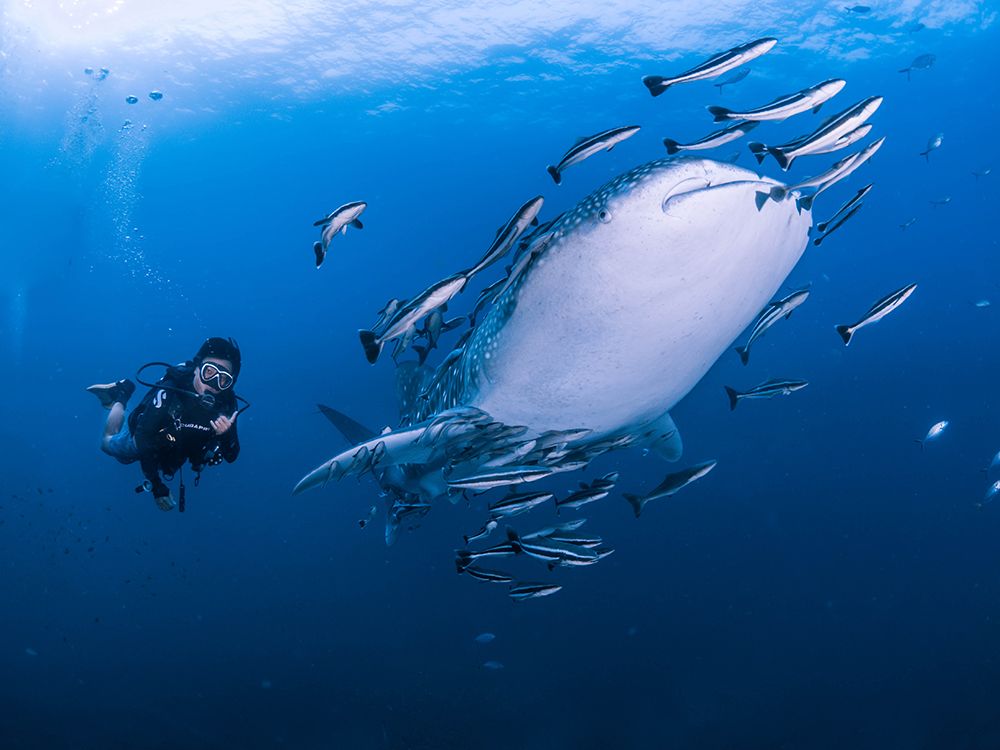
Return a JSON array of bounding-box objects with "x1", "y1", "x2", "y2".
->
[{"x1": 87, "y1": 337, "x2": 246, "y2": 511}]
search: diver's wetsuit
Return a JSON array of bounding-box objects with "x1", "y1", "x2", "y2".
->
[{"x1": 128, "y1": 363, "x2": 240, "y2": 493}]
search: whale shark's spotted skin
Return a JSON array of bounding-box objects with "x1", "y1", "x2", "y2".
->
[{"x1": 410, "y1": 157, "x2": 812, "y2": 440}]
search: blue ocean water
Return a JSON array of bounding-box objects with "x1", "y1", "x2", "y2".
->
[{"x1": 2, "y1": 3, "x2": 999, "y2": 747}]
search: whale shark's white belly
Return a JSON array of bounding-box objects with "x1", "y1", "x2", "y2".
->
[{"x1": 465, "y1": 158, "x2": 812, "y2": 435}]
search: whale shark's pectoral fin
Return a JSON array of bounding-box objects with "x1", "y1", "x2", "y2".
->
[
  {"x1": 317, "y1": 404, "x2": 377, "y2": 445},
  {"x1": 639, "y1": 412, "x2": 683, "y2": 462}
]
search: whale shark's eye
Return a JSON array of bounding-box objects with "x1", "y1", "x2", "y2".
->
[
  {"x1": 598, "y1": 208, "x2": 612, "y2": 223},
  {"x1": 661, "y1": 177, "x2": 712, "y2": 213}
]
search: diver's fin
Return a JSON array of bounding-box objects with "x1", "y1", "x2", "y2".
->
[
  {"x1": 317, "y1": 404, "x2": 377, "y2": 445},
  {"x1": 640, "y1": 412, "x2": 683, "y2": 462}
]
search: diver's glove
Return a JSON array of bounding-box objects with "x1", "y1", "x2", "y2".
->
[{"x1": 152, "y1": 480, "x2": 177, "y2": 512}]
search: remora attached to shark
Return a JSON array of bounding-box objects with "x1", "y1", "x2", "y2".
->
[{"x1": 295, "y1": 157, "x2": 813, "y2": 503}]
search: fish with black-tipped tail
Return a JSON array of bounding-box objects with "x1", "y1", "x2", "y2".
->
[
  {"x1": 359, "y1": 273, "x2": 468, "y2": 363},
  {"x1": 624, "y1": 460, "x2": 717, "y2": 517},
  {"x1": 758, "y1": 137, "x2": 884, "y2": 212},
  {"x1": 455, "y1": 543, "x2": 517, "y2": 572},
  {"x1": 468, "y1": 196, "x2": 544, "y2": 277},
  {"x1": 734, "y1": 288, "x2": 810, "y2": 365},
  {"x1": 547, "y1": 127, "x2": 640, "y2": 185},
  {"x1": 713, "y1": 66, "x2": 751, "y2": 92},
  {"x1": 488, "y1": 490, "x2": 555, "y2": 519},
  {"x1": 972, "y1": 168, "x2": 992, "y2": 180},
  {"x1": 508, "y1": 581, "x2": 563, "y2": 601},
  {"x1": 446, "y1": 465, "x2": 553, "y2": 492},
  {"x1": 814, "y1": 202, "x2": 863, "y2": 246},
  {"x1": 462, "y1": 565, "x2": 514, "y2": 583},
  {"x1": 506, "y1": 528, "x2": 599, "y2": 566},
  {"x1": 817, "y1": 184, "x2": 872, "y2": 233},
  {"x1": 642, "y1": 38, "x2": 777, "y2": 97},
  {"x1": 747, "y1": 96, "x2": 882, "y2": 171},
  {"x1": 900, "y1": 217, "x2": 917, "y2": 231},
  {"x1": 708, "y1": 78, "x2": 846, "y2": 124},
  {"x1": 930, "y1": 196, "x2": 952, "y2": 207},
  {"x1": 919, "y1": 133, "x2": 943, "y2": 161},
  {"x1": 724, "y1": 379, "x2": 807, "y2": 410},
  {"x1": 663, "y1": 121, "x2": 758, "y2": 156},
  {"x1": 915, "y1": 420, "x2": 948, "y2": 450},
  {"x1": 899, "y1": 53, "x2": 935, "y2": 81},
  {"x1": 834, "y1": 283, "x2": 917, "y2": 346},
  {"x1": 311, "y1": 201, "x2": 367, "y2": 268}
]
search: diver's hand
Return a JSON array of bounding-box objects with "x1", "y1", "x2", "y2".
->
[
  {"x1": 211, "y1": 411, "x2": 238, "y2": 435},
  {"x1": 152, "y1": 481, "x2": 176, "y2": 512}
]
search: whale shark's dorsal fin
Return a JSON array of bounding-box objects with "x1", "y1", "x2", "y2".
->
[{"x1": 640, "y1": 411, "x2": 683, "y2": 462}]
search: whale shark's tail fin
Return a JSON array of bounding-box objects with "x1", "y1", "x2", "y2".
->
[
  {"x1": 724, "y1": 386, "x2": 741, "y2": 411},
  {"x1": 835, "y1": 324, "x2": 854, "y2": 346}
]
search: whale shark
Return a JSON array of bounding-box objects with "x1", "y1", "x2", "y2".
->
[{"x1": 295, "y1": 156, "x2": 812, "y2": 513}]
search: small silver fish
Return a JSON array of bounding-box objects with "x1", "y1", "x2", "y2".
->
[
  {"x1": 835, "y1": 283, "x2": 917, "y2": 346},
  {"x1": 725, "y1": 379, "x2": 808, "y2": 410},
  {"x1": 624, "y1": 460, "x2": 717, "y2": 517},
  {"x1": 708, "y1": 79, "x2": 846, "y2": 123},
  {"x1": 508, "y1": 581, "x2": 563, "y2": 601},
  {"x1": 547, "y1": 127, "x2": 640, "y2": 185},
  {"x1": 899, "y1": 53, "x2": 935, "y2": 81},
  {"x1": 312, "y1": 201, "x2": 367, "y2": 268},
  {"x1": 643, "y1": 38, "x2": 777, "y2": 97},
  {"x1": 663, "y1": 121, "x2": 758, "y2": 156},
  {"x1": 915, "y1": 420, "x2": 948, "y2": 450},
  {"x1": 919, "y1": 132, "x2": 943, "y2": 161},
  {"x1": 734, "y1": 287, "x2": 810, "y2": 365}
]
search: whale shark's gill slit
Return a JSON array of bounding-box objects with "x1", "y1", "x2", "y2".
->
[{"x1": 661, "y1": 177, "x2": 713, "y2": 213}]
